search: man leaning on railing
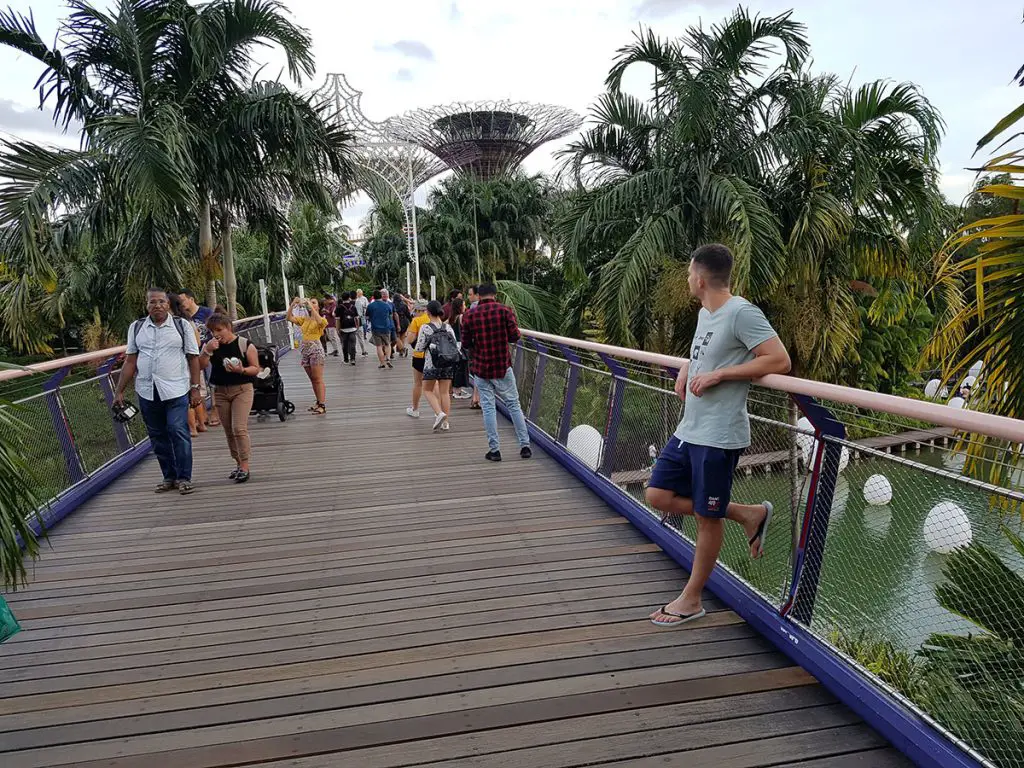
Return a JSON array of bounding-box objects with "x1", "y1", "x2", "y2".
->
[
  {"x1": 648, "y1": 244, "x2": 792, "y2": 628},
  {"x1": 113, "y1": 288, "x2": 202, "y2": 495}
]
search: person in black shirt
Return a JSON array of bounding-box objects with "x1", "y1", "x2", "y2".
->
[
  {"x1": 335, "y1": 291, "x2": 361, "y2": 365},
  {"x1": 198, "y1": 314, "x2": 260, "y2": 483}
]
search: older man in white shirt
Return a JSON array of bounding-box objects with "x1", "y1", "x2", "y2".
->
[{"x1": 115, "y1": 289, "x2": 202, "y2": 494}]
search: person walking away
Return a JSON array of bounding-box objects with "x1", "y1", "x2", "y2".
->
[
  {"x1": 322, "y1": 295, "x2": 341, "y2": 356},
  {"x1": 441, "y1": 289, "x2": 463, "y2": 321},
  {"x1": 416, "y1": 300, "x2": 460, "y2": 432},
  {"x1": 365, "y1": 289, "x2": 394, "y2": 368},
  {"x1": 381, "y1": 288, "x2": 400, "y2": 359},
  {"x1": 448, "y1": 298, "x2": 472, "y2": 399},
  {"x1": 354, "y1": 288, "x2": 369, "y2": 355},
  {"x1": 465, "y1": 286, "x2": 482, "y2": 409},
  {"x1": 168, "y1": 294, "x2": 209, "y2": 437},
  {"x1": 199, "y1": 313, "x2": 259, "y2": 482},
  {"x1": 335, "y1": 292, "x2": 360, "y2": 365},
  {"x1": 177, "y1": 289, "x2": 219, "y2": 427},
  {"x1": 460, "y1": 283, "x2": 531, "y2": 462},
  {"x1": 287, "y1": 297, "x2": 329, "y2": 414},
  {"x1": 647, "y1": 244, "x2": 791, "y2": 628},
  {"x1": 404, "y1": 299, "x2": 431, "y2": 418},
  {"x1": 114, "y1": 289, "x2": 202, "y2": 494},
  {"x1": 395, "y1": 292, "x2": 412, "y2": 358}
]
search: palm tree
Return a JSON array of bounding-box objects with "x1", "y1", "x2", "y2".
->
[
  {"x1": 0, "y1": 398, "x2": 42, "y2": 589},
  {"x1": 557, "y1": 8, "x2": 945, "y2": 377},
  {"x1": 0, "y1": 0, "x2": 352, "y2": 329}
]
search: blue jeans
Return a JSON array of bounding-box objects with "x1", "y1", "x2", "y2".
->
[
  {"x1": 138, "y1": 391, "x2": 193, "y2": 482},
  {"x1": 476, "y1": 368, "x2": 530, "y2": 453}
]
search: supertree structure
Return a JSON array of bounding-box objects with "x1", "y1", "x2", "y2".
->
[
  {"x1": 311, "y1": 73, "x2": 449, "y2": 203},
  {"x1": 383, "y1": 101, "x2": 583, "y2": 180}
]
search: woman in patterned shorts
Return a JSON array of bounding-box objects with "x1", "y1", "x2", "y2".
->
[{"x1": 287, "y1": 297, "x2": 329, "y2": 415}]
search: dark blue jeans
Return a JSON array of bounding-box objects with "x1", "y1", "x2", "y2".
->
[{"x1": 138, "y1": 390, "x2": 193, "y2": 482}]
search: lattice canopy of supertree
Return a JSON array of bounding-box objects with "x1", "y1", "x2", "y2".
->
[
  {"x1": 384, "y1": 101, "x2": 583, "y2": 180},
  {"x1": 311, "y1": 73, "x2": 449, "y2": 203}
]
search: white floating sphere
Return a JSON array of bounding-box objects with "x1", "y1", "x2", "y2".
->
[
  {"x1": 924, "y1": 379, "x2": 941, "y2": 398},
  {"x1": 800, "y1": 441, "x2": 848, "y2": 474},
  {"x1": 961, "y1": 375, "x2": 977, "y2": 389},
  {"x1": 969, "y1": 360, "x2": 983, "y2": 378},
  {"x1": 863, "y1": 474, "x2": 893, "y2": 506},
  {"x1": 924, "y1": 502, "x2": 973, "y2": 554},
  {"x1": 939, "y1": 387, "x2": 949, "y2": 399},
  {"x1": 567, "y1": 424, "x2": 603, "y2": 471},
  {"x1": 947, "y1": 397, "x2": 965, "y2": 410},
  {"x1": 795, "y1": 417, "x2": 814, "y2": 451}
]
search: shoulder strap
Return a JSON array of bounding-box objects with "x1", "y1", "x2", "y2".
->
[
  {"x1": 171, "y1": 316, "x2": 187, "y2": 352},
  {"x1": 128, "y1": 320, "x2": 139, "y2": 350}
]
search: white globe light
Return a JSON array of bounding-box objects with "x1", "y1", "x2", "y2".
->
[
  {"x1": 863, "y1": 474, "x2": 892, "y2": 506},
  {"x1": 567, "y1": 424, "x2": 603, "y2": 471},
  {"x1": 924, "y1": 379, "x2": 941, "y2": 398},
  {"x1": 969, "y1": 360, "x2": 983, "y2": 378},
  {"x1": 947, "y1": 397, "x2": 965, "y2": 409},
  {"x1": 924, "y1": 502, "x2": 973, "y2": 554}
]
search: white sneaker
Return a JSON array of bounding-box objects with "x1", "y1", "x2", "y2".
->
[
  {"x1": 432, "y1": 412, "x2": 447, "y2": 431},
  {"x1": 440, "y1": 421, "x2": 450, "y2": 431},
  {"x1": 406, "y1": 408, "x2": 420, "y2": 418},
  {"x1": 452, "y1": 390, "x2": 472, "y2": 400}
]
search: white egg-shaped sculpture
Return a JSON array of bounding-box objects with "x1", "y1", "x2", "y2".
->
[
  {"x1": 939, "y1": 387, "x2": 949, "y2": 399},
  {"x1": 961, "y1": 375, "x2": 977, "y2": 389},
  {"x1": 924, "y1": 379, "x2": 941, "y2": 398},
  {"x1": 567, "y1": 424, "x2": 603, "y2": 471},
  {"x1": 863, "y1": 474, "x2": 892, "y2": 506},
  {"x1": 800, "y1": 442, "x2": 848, "y2": 474},
  {"x1": 923, "y1": 502, "x2": 973, "y2": 554},
  {"x1": 947, "y1": 397, "x2": 965, "y2": 410},
  {"x1": 795, "y1": 417, "x2": 814, "y2": 452},
  {"x1": 969, "y1": 360, "x2": 983, "y2": 378}
]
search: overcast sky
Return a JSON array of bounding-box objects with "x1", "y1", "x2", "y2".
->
[{"x1": 1, "y1": 0, "x2": 1021, "y2": 231}]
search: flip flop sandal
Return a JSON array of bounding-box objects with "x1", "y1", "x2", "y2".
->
[
  {"x1": 748, "y1": 501, "x2": 774, "y2": 559},
  {"x1": 650, "y1": 605, "x2": 706, "y2": 628}
]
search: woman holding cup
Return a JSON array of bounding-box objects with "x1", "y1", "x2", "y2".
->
[{"x1": 199, "y1": 314, "x2": 259, "y2": 483}]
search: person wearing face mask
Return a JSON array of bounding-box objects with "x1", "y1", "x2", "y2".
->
[{"x1": 199, "y1": 314, "x2": 260, "y2": 483}]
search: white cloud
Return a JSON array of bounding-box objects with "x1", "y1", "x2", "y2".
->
[{"x1": 373, "y1": 40, "x2": 435, "y2": 62}]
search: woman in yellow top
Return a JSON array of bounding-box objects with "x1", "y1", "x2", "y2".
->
[
  {"x1": 404, "y1": 300, "x2": 431, "y2": 418},
  {"x1": 287, "y1": 297, "x2": 329, "y2": 415}
]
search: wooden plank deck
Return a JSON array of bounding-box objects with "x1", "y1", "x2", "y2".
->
[{"x1": 0, "y1": 350, "x2": 912, "y2": 767}]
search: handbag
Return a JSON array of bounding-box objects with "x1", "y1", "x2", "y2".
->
[{"x1": 0, "y1": 595, "x2": 21, "y2": 643}]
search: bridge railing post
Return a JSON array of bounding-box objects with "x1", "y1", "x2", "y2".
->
[
  {"x1": 97, "y1": 355, "x2": 132, "y2": 453},
  {"x1": 781, "y1": 394, "x2": 846, "y2": 625},
  {"x1": 597, "y1": 352, "x2": 628, "y2": 478},
  {"x1": 555, "y1": 343, "x2": 582, "y2": 446},
  {"x1": 43, "y1": 366, "x2": 85, "y2": 486}
]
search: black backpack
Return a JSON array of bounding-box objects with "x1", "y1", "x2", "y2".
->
[
  {"x1": 129, "y1": 316, "x2": 190, "y2": 353},
  {"x1": 427, "y1": 323, "x2": 460, "y2": 367}
]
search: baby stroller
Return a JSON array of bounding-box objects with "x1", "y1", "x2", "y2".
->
[{"x1": 251, "y1": 345, "x2": 294, "y2": 422}]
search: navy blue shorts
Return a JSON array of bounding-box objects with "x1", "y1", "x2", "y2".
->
[{"x1": 648, "y1": 437, "x2": 743, "y2": 518}]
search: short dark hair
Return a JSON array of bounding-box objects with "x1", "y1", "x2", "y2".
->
[
  {"x1": 468, "y1": 285, "x2": 479, "y2": 295},
  {"x1": 206, "y1": 313, "x2": 232, "y2": 331},
  {"x1": 448, "y1": 289, "x2": 461, "y2": 300},
  {"x1": 178, "y1": 289, "x2": 196, "y2": 300},
  {"x1": 427, "y1": 299, "x2": 444, "y2": 318},
  {"x1": 372, "y1": 289, "x2": 382, "y2": 300},
  {"x1": 690, "y1": 243, "x2": 733, "y2": 287},
  {"x1": 478, "y1": 282, "x2": 497, "y2": 298}
]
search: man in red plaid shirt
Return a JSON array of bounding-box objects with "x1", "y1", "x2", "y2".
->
[{"x1": 460, "y1": 283, "x2": 532, "y2": 462}]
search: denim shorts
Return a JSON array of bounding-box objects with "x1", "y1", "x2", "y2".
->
[{"x1": 648, "y1": 437, "x2": 743, "y2": 518}]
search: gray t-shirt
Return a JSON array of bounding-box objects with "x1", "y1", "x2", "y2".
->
[{"x1": 675, "y1": 296, "x2": 777, "y2": 450}]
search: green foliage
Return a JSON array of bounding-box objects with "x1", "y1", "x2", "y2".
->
[
  {"x1": 840, "y1": 298, "x2": 934, "y2": 394},
  {"x1": 0, "y1": 402, "x2": 42, "y2": 589},
  {"x1": 557, "y1": 8, "x2": 945, "y2": 378}
]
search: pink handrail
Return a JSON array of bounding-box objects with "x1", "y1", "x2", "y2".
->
[
  {"x1": 0, "y1": 313, "x2": 280, "y2": 384},
  {"x1": 522, "y1": 329, "x2": 1024, "y2": 445}
]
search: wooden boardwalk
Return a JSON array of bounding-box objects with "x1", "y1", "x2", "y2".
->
[{"x1": 0, "y1": 351, "x2": 911, "y2": 767}]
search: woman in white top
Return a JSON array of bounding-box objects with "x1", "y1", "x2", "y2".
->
[{"x1": 415, "y1": 300, "x2": 459, "y2": 432}]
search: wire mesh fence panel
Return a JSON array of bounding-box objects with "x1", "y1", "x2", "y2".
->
[
  {"x1": 517, "y1": 347, "x2": 538, "y2": 416},
  {"x1": 534, "y1": 356, "x2": 568, "y2": 438},
  {"x1": 608, "y1": 378, "x2": 677, "y2": 502},
  {"x1": 798, "y1": 433, "x2": 1024, "y2": 768},
  {"x1": 59, "y1": 378, "x2": 122, "y2": 474},
  {"x1": 5, "y1": 395, "x2": 74, "y2": 504}
]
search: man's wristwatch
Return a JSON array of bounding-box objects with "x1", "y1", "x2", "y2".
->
[{"x1": 190, "y1": 384, "x2": 201, "y2": 391}]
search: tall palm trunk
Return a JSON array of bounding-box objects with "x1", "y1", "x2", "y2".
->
[
  {"x1": 200, "y1": 197, "x2": 217, "y2": 309},
  {"x1": 221, "y1": 213, "x2": 238, "y2": 320}
]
